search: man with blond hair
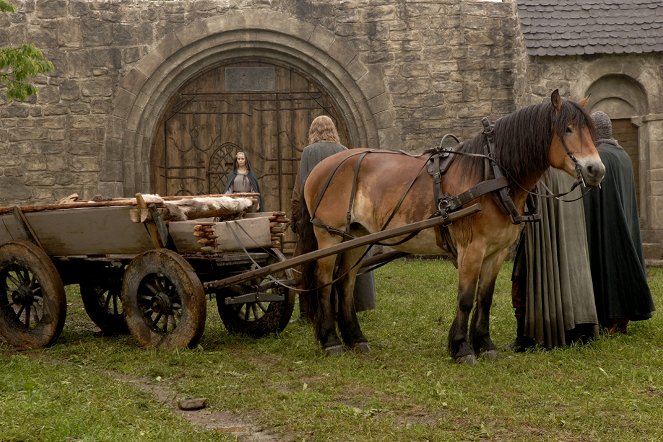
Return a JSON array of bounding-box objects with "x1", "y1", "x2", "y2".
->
[{"x1": 290, "y1": 115, "x2": 376, "y2": 321}]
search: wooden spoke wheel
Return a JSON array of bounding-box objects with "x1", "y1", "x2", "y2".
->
[
  {"x1": 122, "y1": 249, "x2": 206, "y2": 349},
  {"x1": 0, "y1": 241, "x2": 66, "y2": 349},
  {"x1": 80, "y1": 265, "x2": 127, "y2": 335},
  {"x1": 216, "y1": 248, "x2": 295, "y2": 337}
]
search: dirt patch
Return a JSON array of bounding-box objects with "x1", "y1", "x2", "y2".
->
[
  {"x1": 108, "y1": 370, "x2": 285, "y2": 441},
  {"x1": 3, "y1": 345, "x2": 287, "y2": 442}
]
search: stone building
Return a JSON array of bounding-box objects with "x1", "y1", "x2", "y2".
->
[
  {"x1": 516, "y1": 0, "x2": 663, "y2": 259},
  {"x1": 1, "y1": 0, "x2": 662, "y2": 256}
]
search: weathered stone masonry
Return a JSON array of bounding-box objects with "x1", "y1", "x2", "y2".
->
[
  {"x1": 1, "y1": 0, "x2": 663, "y2": 249},
  {"x1": 0, "y1": 0, "x2": 518, "y2": 202}
]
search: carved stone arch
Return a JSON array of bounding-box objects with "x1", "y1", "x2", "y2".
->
[
  {"x1": 101, "y1": 11, "x2": 392, "y2": 197},
  {"x1": 586, "y1": 74, "x2": 648, "y2": 117}
]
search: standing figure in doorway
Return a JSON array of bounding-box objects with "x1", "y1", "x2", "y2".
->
[
  {"x1": 290, "y1": 115, "x2": 376, "y2": 321},
  {"x1": 583, "y1": 111, "x2": 655, "y2": 333},
  {"x1": 224, "y1": 151, "x2": 262, "y2": 211}
]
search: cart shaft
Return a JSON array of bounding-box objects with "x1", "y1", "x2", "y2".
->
[{"x1": 204, "y1": 203, "x2": 481, "y2": 290}]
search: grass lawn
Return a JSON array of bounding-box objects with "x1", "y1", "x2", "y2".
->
[{"x1": 1, "y1": 258, "x2": 661, "y2": 441}]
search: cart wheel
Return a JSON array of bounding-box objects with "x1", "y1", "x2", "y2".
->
[
  {"x1": 0, "y1": 241, "x2": 66, "y2": 349},
  {"x1": 216, "y1": 248, "x2": 295, "y2": 337},
  {"x1": 122, "y1": 249, "x2": 206, "y2": 349},
  {"x1": 80, "y1": 266, "x2": 128, "y2": 335}
]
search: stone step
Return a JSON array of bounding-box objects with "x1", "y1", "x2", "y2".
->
[
  {"x1": 643, "y1": 242, "x2": 662, "y2": 261},
  {"x1": 646, "y1": 259, "x2": 663, "y2": 268}
]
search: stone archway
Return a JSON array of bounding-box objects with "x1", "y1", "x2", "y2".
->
[
  {"x1": 150, "y1": 60, "x2": 351, "y2": 214},
  {"x1": 100, "y1": 10, "x2": 393, "y2": 198},
  {"x1": 586, "y1": 74, "x2": 648, "y2": 211}
]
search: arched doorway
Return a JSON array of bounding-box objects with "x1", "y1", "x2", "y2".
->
[
  {"x1": 150, "y1": 61, "x2": 350, "y2": 214},
  {"x1": 101, "y1": 11, "x2": 389, "y2": 207},
  {"x1": 587, "y1": 74, "x2": 647, "y2": 207},
  {"x1": 611, "y1": 118, "x2": 640, "y2": 202}
]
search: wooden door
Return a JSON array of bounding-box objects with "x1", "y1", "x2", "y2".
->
[
  {"x1": 150, "y1": 62, "x2": 350, "y2": 222},
  {"x1": 611, "y1": 119, "x2": 639, "y2": 205}
]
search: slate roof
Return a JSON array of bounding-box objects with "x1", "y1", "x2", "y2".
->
[{"x1": 516, "y1": 0, "x2": 663, "y2": 56}]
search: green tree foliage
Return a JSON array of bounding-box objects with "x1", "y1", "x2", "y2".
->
[{"x1": 0, "y1": 0, "x2": 54, "y2": 101}]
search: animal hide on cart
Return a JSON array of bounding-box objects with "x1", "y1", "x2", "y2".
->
[{"x1": 137, "y1": 195, "x2": 255, "y2": 221}]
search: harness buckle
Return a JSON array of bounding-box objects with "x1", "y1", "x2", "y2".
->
[
  {"x1": 481, "y1": 117, "x2": 495, "y2": 138},
  {"x1": 438, "y1": 197, "x2": 451, "y2": 213},
  {"x1": 437, "y1": 195, "x2": 460, "y2": 219}
]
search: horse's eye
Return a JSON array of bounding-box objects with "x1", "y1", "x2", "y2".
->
[{"x1": 565, "y1": 126, "x2": 574, "y2": 134}]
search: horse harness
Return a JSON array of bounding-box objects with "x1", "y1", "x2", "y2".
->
[
  {"x1": 430, "y1": 118, "x2": 540, "y2": 225},
  {"x1": 309, "y1": 149, "x2": 434, "y2": 247},
  {"x1": 308, "y1": 118, "x2": 541, "y2": 251}
]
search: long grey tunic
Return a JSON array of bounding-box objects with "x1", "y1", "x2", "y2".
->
[
  {"x1": 522, "y1": 169, "x2": 598, "y2": 347},
  {"x1": 299, "y1": 141, "x2": 347, "y2": 186}
]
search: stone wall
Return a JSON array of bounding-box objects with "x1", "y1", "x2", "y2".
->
[
  {"x1": 520, "y1": 53, "x2": 663, "y2": 242},
  {"x1": 0, "y1": 0, "x2": 519, "y2": 204},
  {"x1": 5, "y1": 0, "x2": 663, "y2": 247}
]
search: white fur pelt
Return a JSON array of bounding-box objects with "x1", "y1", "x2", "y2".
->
[{"x1": 138, "y1": 194, "x2": 255, "y2": 221}]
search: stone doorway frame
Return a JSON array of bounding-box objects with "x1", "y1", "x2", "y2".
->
[
  {"x1": 100, "y1": 10, "x2": 394, "y2": 197},
  {"x1": 573, "y1": 59, "x2": 662, "y2": 236}
]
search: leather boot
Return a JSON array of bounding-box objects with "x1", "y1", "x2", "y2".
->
[{"x1": 508, "y1": 314, "x2": 535, "y2": 352}]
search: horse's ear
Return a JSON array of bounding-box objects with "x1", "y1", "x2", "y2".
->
[
  {"x1": 551, "y1": 89, "x2": 562, "y2": 111},
  {"x1": 578, "y1": 93, "x2": 591, "y2": 107}
]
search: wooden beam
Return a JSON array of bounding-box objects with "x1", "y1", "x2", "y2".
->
[
  {"x1": 204, "y1": 203, "x2": 481, "y2": 290},
  {"x1": 12, "y1": 206, "x2": 44, "y2": 249}
]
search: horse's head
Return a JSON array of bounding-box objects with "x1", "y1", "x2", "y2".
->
[{"x1": 547, "y1": 90, "x2": 605, "y2": 187}]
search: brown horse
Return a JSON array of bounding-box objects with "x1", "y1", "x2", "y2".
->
[{"x1": 300, "y1": 90, "x2": 605, "y2": 364}]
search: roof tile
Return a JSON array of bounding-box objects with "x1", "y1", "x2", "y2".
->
[{"x1": 517, "y1": 0, "x2": 663, "y2": 56}]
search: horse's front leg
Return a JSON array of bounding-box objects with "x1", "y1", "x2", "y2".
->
[
  {"x1": 448, "y1": 246, "x2": 484, "y2": 366},
  {"x1": 469, "y1": 251, "x2": 508, "y2": 361},
  {"x1": 313, "y1": 254, "x2": 344, "y2": 356}
]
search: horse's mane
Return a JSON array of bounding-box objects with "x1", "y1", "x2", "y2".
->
[{"x1": 457, "y1": 99, "x2": 595, "y2": 184}]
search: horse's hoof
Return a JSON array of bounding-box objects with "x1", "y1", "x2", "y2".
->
[
  {"x1": 352, "y1": 342, "x2": 371, "y2": 353},
  {"x1": 480, "y1": 349, "x2": 498, "y2": 361},
  {"x1": 324, "y1": 345, "x2": 345, "y2": 356},
  {"x1": 455, "y1": 354, "x2": 478, "y2": 366}
]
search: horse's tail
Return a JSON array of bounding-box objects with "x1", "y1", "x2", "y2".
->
[{"x1": 297, "y1": 193, "x2": 319, "y2": 325}]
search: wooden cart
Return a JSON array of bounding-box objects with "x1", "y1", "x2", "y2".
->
[
  {"x1": 0, "y1": 193, "x2": 294, "y2": 350},
  {"x1": 0, "y1": 191, "x2": 481, "y2": 351}
]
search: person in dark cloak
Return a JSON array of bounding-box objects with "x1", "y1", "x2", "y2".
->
[
  {"x1": 224, "y1": 151, "x2": 262, "y2": 211},
  {"x1": 510, "y1": 168, "x2": 599, "y2": 351},
  {"x1": 583, "y1": 111, "x2": 655, "y2": 333},
  {"x1": 290, "y1": 115, "x2": 376, "y2": 321}
]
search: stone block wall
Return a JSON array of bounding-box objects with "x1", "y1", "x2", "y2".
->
[
  {"x1": 519, "y1": 53, "x2": 663, "y2": 242},
  {"x1": 0, "y1": 0, "x2": 519, "y2": 204}
]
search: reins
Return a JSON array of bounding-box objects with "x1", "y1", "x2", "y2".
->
[{"x1": 535, "y1": 131, "x2": 597, "y2": 202}]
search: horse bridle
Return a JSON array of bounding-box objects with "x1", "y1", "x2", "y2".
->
[{"x1": 528, "y1": 121, "x2": 597, "y2": 203}]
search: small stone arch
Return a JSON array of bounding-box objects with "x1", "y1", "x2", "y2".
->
[
  {"x1": 100, "y1": 10, "x2": 393, "y2": 197},
  {"x1": 586, "y1": 74, "x2": 648, "y2": 117}
]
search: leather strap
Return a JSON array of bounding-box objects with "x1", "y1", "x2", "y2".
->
[{"x1": 481, "y1": 117, "x2": 540, "y2": 224}]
